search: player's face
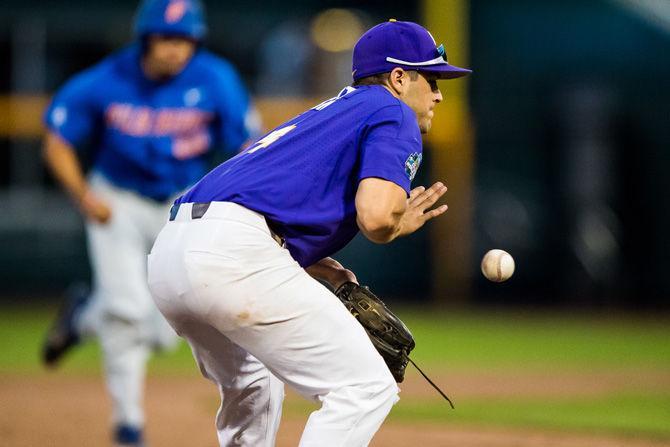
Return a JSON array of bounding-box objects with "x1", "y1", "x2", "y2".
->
[
  {"x1": 403, "y1": 71, "x2": 443, "y2": 134},
  {"x1": 144, "y1": 35, "x2": 196, "y2": 78}
]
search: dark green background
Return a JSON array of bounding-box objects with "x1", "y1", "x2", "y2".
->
[{"x1": 1, "y1": 0, "x2": 668, "y2": 308}]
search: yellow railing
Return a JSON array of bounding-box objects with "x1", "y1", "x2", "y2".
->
[
  {"x1": 0, "y1": 95, "x2": 326, "y2": 139},
  {"x1": 0, "y1": 95, "x2": 50, "y2": 138},
  {"x1": 424, "y1": 0, "x2": 474, "y2": 305}
]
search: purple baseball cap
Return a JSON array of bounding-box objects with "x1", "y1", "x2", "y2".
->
[{"x1": 352, "y1": 20, "x2": 472, "y2": 81}]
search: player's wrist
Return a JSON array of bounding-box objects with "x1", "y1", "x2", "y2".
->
[
  {"x1": 392, "y1": 214, "x2": 410, "y2": 239},
  {"x1": 332, "y1": 270, "x2": 357, "y2": 290}
]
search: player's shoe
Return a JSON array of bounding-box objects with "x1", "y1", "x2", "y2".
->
[
  {"x1": 41, "y1": 283, "x2": 90, "y2": 368},
  {"x1": 114, "y1": 424, "x2": 145, "y2": 447}
]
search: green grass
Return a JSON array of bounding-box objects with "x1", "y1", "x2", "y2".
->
[
  {"x1": 401, "y1": 309, "x2": 670, "y2": 371},
  {"x1": 281, "y1": 393, "x2": 670, "y2": 438},
  {"x1": 388, "y1": 394, "x2": 670, "y2": 438},
  {"x1": 1, "y1": 305, "x2": 669, "y2": 439},
  {"x1": 4, "y1": 306, "x2": 669, "y2": 373},
  {"x1": 0, "y1": 305, "x2": 198, "y2": 375}
]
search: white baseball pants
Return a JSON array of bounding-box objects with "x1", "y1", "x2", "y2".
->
[
  {"x1": 79, "y1": 173, "x2": 179, "y2": 428},
  {"x1": 147, "y1": 201, "x2": 399, "y2": 446}
]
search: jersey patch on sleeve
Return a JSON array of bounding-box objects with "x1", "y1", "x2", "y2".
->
[{"x1": 404, "y1": 152, "x2": 422, "y2": 181}]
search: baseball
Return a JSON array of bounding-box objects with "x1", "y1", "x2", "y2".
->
[{"x1": 481, "y1": 249, "x2": 515, "y2": 282}]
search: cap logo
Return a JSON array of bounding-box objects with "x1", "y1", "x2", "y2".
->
[{"x1": 165, "y1": 0, "x2": 187, "y2": 24}]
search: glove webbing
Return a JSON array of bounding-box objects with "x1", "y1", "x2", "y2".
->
[{"x1": 407, "y1": 357, "x2": 455, "y2": 409}]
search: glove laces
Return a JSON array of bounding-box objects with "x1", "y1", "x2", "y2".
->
[{"x1": 407, "y1": 357, "x2": 455, "y2": 409}]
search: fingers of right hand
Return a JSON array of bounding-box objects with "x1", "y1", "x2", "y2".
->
[
  {"x1": 416, "y1": 182, "x2": 447, "y2": 208},
  {"x1": 409, "y1": 186, "x2": 426, "y2": 201},
  {"x1": 423, "y1": 204, "x2": 448, "y2": 221}
]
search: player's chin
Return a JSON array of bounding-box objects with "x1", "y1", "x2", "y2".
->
[
  {"x1": 167, "y1": 63, "x2": 187, "y2": 75},
  {"x1": 160, "y1": 60, "x2": 189, "y2": 76},
  {"x1": 419, "y1": 119, "x2": 432, "y2": 134}
]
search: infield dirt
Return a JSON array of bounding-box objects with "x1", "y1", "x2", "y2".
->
[{"x1": 2, "y1": 371, "x2": 669, "y2": 447}]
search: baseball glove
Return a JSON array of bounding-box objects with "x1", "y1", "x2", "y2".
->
[{"x1": 335, "y1": 282, "x2": 415, "y2": 383}]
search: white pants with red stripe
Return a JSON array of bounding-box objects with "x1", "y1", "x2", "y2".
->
[{"x1": 147, "y1": 201, "x2": 398, "y2": 446}]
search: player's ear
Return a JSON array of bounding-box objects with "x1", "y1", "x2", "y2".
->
[{"x1": 388, "y1": 68, "x2": 407, "y2": 95}]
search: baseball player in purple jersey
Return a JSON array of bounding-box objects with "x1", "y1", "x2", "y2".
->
[
  {"x1": 148, "y1": 20, "x2": 470, "y2": 446},
  {"x1": 40, "y1": 0, "x2": 257, "y2": 445}
]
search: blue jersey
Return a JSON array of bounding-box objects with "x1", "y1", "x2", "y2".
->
[
  {"x1": 44, "y1": 44, "x2": 254, "y2": 201},
  {"x1": 179, "y1": 85, "x2": 423, "y2": 267}
]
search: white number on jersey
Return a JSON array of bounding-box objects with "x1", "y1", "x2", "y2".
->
[
  {"x1": 246, "y1": 125, "x2": 297, "y2": 154},
  {"x1": 245, "y1": 87, "x2": 356, "y2": 154},
  {"x1": 312, "y1": 86, "x2": 356, "y2": 111}
]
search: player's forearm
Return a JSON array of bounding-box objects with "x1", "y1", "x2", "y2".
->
[
  {"x1": 355, "y1": 178, "x2": 408, "y2": 244},
  {"x1": 356, "y1": 214, "x2": 404, "y2": 244},
  {"x1": 356, "y1": 198, "x2": 407, "y2": 243},
  {"x1": 360, "y1": 182, "x2": 449, "y2": 243},
  {"x1": 305, "y1": 257, "x2": 357, "y2": 289},
  {"x1": 43, "y1": 132, "x2": 89, "y2": 203}
]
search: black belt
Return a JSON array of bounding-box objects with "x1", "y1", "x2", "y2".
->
[{"x1": 169, "y1": 202, "x2": 285, "y2": 247}]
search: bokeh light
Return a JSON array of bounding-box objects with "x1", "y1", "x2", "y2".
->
[{"x1": 310, "y1": 8, "x2": 364, "y2": 53}]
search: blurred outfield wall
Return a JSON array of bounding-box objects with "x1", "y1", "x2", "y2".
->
[{"x1": 469, "y1": 0, "x2": 670, "y2": 308}]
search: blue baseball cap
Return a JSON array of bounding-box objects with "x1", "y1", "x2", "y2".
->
[
  {"x1": 134, "y1": 0, "x2": 207, "y2": 41},
  {"x1": 352, "y1": 20, "x2": 471, "y2": 81}
]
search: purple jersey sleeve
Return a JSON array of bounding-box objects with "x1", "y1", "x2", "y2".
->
[
  {"x1": 357, "y1": 104, "x2": 422, "y2": 195},
  {"x1": 43, "y1": 69, "x2": 101, "y2": 150}
]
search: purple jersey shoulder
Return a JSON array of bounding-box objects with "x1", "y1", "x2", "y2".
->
[{"x1": 179, "y1": 85, "x2": 422, "y2": 266}]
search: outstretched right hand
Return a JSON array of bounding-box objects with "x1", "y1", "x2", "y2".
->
[{"x1": 397, "y1": 181, "x2": 448, "y2": 237}]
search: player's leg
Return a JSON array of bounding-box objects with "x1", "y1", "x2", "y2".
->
[
  {"x1": 41, "y1": 282, "x2": 91, "y2": 367},
  {"x1": 148, "y1": 220, "x2": 285, "y2": 446},
  {"x1": 97, "y1": 315, "x2": 151, "y2": 446},
  {"x1": 86, "y1": 175, "x2": 161, "y2": 322},
  {"x1": 206, "y1": 261, "x2": 398, "y2": 447},
  {"x1": 149, "y1": 203, "x2": 398, "y2": 446},
  {"x1": 85, "y1": 175, "x2": 160, "y2": 445},
  {"x1": 182, "y1": 322, "x2": 285, "y2": 446}
]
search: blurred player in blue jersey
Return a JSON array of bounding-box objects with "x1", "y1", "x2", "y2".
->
[
  {"x1": 40, "y1": 0, "x2": 257, "y2": 445},
  {"x1": 148, "y1": 20, "x2": 470, "y2": 446}
]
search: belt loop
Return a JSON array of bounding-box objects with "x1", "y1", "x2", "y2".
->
[
  {"x1": 169, "y1": 203, "x2": 180, "y2": 221},
  {"x1": 191, "y1": 202, "x2": 211, "y2": 219}
]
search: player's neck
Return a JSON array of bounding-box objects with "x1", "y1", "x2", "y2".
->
[{"x1": 380, "y1": 83, "x2": 401, "y2": 100}]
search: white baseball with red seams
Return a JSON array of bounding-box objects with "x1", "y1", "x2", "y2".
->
[{"x1": 481, "y1": 249, "x2": 515, "y2": 282}]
